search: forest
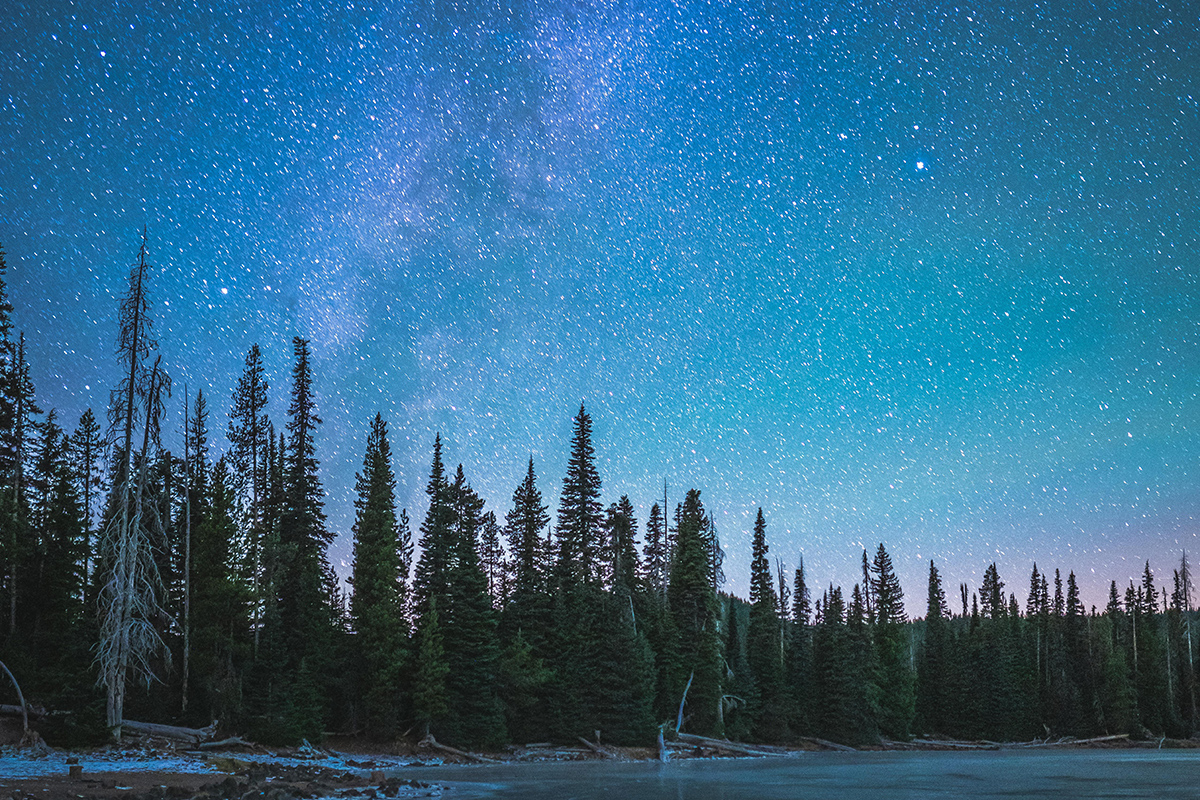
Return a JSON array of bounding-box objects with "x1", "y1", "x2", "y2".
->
[{"x1": 1, "y1": 234, "x2": 1198, "y2": 749}]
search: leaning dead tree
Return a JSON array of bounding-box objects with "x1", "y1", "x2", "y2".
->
[{"x1": 96, "y1": 231, "x2": 172, "y2": 741}]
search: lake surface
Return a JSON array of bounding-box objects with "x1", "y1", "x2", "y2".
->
[{"x1": 398, "y1": 749, "x2": 1200, "y2": 799}]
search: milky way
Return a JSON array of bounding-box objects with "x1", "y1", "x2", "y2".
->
[{"x1": 1, "y1": 0, "x2": 1197, "y2": 612}]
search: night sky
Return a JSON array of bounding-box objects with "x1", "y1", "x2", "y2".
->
[{"x1": 1, "y1": 0, "x2": 1197, "y2": 614}]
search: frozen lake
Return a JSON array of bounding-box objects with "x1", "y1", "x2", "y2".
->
[{"x1": 400, "y1": 749, "x2": 1200, "y2": 799}]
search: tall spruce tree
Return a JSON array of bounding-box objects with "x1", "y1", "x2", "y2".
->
[
  {"x1": 668, "y1": 489, "x2": 722, "y2": 736},
  {"x1": 349, "y1": 414, "x2": 406, "y2": 739},
  {"x1": 871, "y1": 543, "x2": 914, "y2": 738},
  {"x1": 746, "y1": 508, "x2": 786, "y2": 741},
  {"x1": 254, "y1": 336, "x2": 337, "y2": 741},
  {"x1": 440, "y1": 465, "x2": 506, "y2": 746},
  {"x1": 228, "y1": 344, "x2": 270, "y2": 649},
  {"x1": 915, "y1": 560, "x2": 950, "y2": 734},
  {"x1": 786, "y1": 559, "x2": 813, "y2": 734},
  {"x1": 554, "y1": 404, "x2": 603, "y2": 588},
  {"x1": 68, "y1": 409, "x2": 103, "y2": 593}
]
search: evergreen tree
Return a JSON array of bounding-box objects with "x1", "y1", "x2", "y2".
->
[
  {"x1": 254, "y1": 337, "x2": 338, "y2": 741},
  {"x1": 478, "y1": 511, "x2": 506, "y2": 606},
  {"x1": 68, "y1": 409, "x2": 104, "y2": 592},
  {"x1": 786, "y1": 559, "x2": 813, "y2": 734},
  {"x1": 349, "y1": 414, "x2": 405, "y2": 739},
  {"x1": 504, "y1": 457, "x2": 548, "y2": 599},
  {"x1": 667, "y1": 489, "x2": 722, "y2": 736},
  {"x1": 722, "y1": 597, "x2": 754, "y2": 741},
  {"x1": 812, "y1": 586, "x2": 878, "y2": 744},
  {"x1": 228, "y1": 344, "x2": 271, "y2": 650},
  {"x1": 871, "y1": 543, "x2": 914, "y2": 738},
  {"x1": 554, "y1": 404, "x2": 603, "y2": 588},
  {"x1": 603, "y1": 496, "x2": 639, "y2": 594},
  {"x1": 642, "y1": 502, "x2": 668, "y2": 597},
  {"x1": 1134, "y1": 562, "x2": 1172, "y2": 733},
  {"x1": 916, "y1": 560, "x2": 950, "y2": 735},
  {"x1": 440, "y1": 465, "x2": 506, "y2": 746},
  {"x1": 498, "y1": 458, "x2": 553, "y2": 737},
  {"x1": 412, "y1": 598, "x2": 449, "y2": 737},
  {"x1": 188, "y1": 457, "x2": 250, "y2": 726},
  {"x1": 745, "y1": 508, "x2": 786, "y2": 741}
]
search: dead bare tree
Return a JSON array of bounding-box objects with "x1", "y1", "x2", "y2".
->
[{"x1": 96, "y1": 231, "x2": 171, "y2": 741}]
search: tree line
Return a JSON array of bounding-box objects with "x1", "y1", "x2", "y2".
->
[{"x1": 1, "y1": 234, "x2": 1197, "y2": 748}]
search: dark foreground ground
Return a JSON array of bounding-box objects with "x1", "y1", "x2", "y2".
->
[{"x1": 4, "y1": 742, "x2": 1200, "y2": 800}]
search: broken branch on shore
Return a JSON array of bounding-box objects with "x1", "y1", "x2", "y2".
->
[
  {"x1": 577, "y1": 736, "x2": 622, "y2": 759},
  {"x1": 418, "y1": 733, "x2": 498, "y2": 763},
  {"x1": 121, "y1": 719, "x2": 218, "y2": 744},
  {"x1": 1017, "y1": 734, "x2": 1130, "y2": 748},
  {"x1": 675, "y1": 732, "x2": 796, "y2": 757}
]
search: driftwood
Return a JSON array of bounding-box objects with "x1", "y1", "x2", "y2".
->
[
  {"x1": 1018, "y1": 734, "x2": 1130, "y2": 748},
  {"x1": 798, "y1": 736, "x2": 856, "y2": 752},
  {"x1": 657, "y1": 728, "x2": 669, "y2": 763},
  {"x1": 577, "y1": 736, "x2": 621, "y2": 759},
  {"x1": 121, "y1": 719, "x2": 218, "y2": 744},
  {"x1": 675, "y1": 732, "x2": 794, "y2": 758},
  {"x1": 906, "y1": 738, "x2": 996, "y2": 750},
  {"x1": 418, "y1": 733, "x2": 498, "y2": 763},
  {"x1": 0, "y1": 703, "x2": 45, "y2": 719},
  {"x1": 194, "y1": 736, "x2": 252, "y2": 751},
  {"x1": 0, "y1": 660, "x2": 29, "y2": 741}
]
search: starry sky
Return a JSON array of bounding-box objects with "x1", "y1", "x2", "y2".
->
[{"x1": 1, "y1": 0, "x2": 1197, "y2": 614}]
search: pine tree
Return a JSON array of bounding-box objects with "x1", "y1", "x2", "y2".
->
[
  {"x1": 504, "y1": 458, "x2": 548, "y2": 599},
  {"x1": 440, "y1": 465, "x2": 505, "y2": 746},
  {"x1": 554, "y1": 404, "x2": 603, "y2": 588},
  {"x1": 68, "y1": 409, "x2": 103, "y2": 592},
  {"x1": 603, "y1": 496, "x2": 639, "y2": 594},
  {"x1": 915, "y1": 560, "x2": 949, "y2": 734},
  {"x1": 2, "y1": 332, "x2": 40, "y2": 636},
  {"x1": 349, "y1": 414, "x2": 405, "y2": 739},
  {"x1": 786, "y1": 559, "x2": 813, "y2": 734},
  {"x1": 414, "y1": 435, "x2": 452, "y2": 612},
  {"x1": 872, "y1": 543, "x2": 914, "y2": 738},
  {"x1": 256, "y1": 336, "x2": 338, "y2": 740},
  {"x1": 228, "y1": 344, "x2": 271, "y2": 649},
  {"x1": 642, "y1": 502, "x2": 668, "y2": 597},
  {"x1": 412, "y1": 598, "x2": 449, "y2": 736},
  {"x1": 812, "y1": 585, "x2": 878, "y2": 744},
  {"x1": 478, "y1": 511, "x2": 505, "y2": 606},
  {"x1": 1134, "y1": 562, "x2": 1171, "y2": 733},
  {"x1": 498, "y1": 457, "x2": 552, "y2": 738},
  {"x1": 189, "y1": 457, "x2": 250, "y2": 726},
  {"x1": 668, "y1": 489, "x2": 722, "y2": 736},
  {"x1": 746, "y1": 508, "x2": 786, "y2": 741}
]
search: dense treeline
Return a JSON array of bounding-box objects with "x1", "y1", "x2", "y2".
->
[{"x1": 1, "y1": 235, "x2": 1198, "y2": 748}]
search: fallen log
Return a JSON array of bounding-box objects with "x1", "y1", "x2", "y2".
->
[
  {"x1": 1017, "y1": 734, "x2": 1130, "y2": 749},
  {"x1": 907, "y1": 738, "x2": 995, "y2": 750},
  {"x1": 577, "y1": 736, "x2": 621, "y2": 759},
  {"x1": 798, "y1": 736, "x2": 856, "y2": 752},
  {"x1": 418, "y1": 733, "x2": 498, "y2": 764},
  {"x1": 676, "y1": 732, "x2": 794, "y2": 758},
  {"x1": 194, "y1": 736, "x2": 252, "y2": 751},
  {"x1": 0, "y1": 659, "x2": 29, "y2": 741},
  {"x1": 0, "y1": 703, "x2": 45, "y2": 719},
  {"x1": 121, "y1": 719, "x2": 218, "y2": 744}
]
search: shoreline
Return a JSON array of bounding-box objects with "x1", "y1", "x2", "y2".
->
[{"x1": 2, "y1": 734, "x2": 1198, "y2": 800}]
